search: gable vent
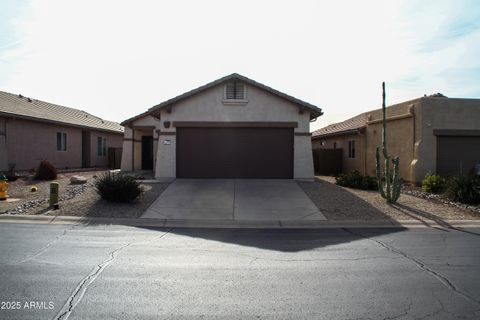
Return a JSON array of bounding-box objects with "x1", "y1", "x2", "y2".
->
[{"x1": 225, "y1": 81, "x2": 245, "y2": 100}]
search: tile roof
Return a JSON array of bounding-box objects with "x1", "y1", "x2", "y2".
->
[
  {"x1": 312, "y1": 112, "x2": 368, "y2": 138},
  {"x1": 122, "y1": 73, "x2": 323, "y2": 125},
  {"x1": 0, "y1": 90, "x2": 123, "y2": 133}
]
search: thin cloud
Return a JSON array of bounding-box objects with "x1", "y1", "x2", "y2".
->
[{"x1": 0, "y1": 0, "x2": 478, "y2": 131}]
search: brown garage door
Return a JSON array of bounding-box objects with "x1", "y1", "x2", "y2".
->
[
  {"x1": 437, "y1": 136, "x2": 480, "y2": 176},
  {"x1": 177, "y1": 127, "x2": 293, "y2": 178}
]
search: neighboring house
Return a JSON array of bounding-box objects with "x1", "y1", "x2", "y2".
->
[
  {"x1": 311, "y1": 94, "x2": 480, "y2": 183},
  {"x1": 121, "y1": 73, "x2": 323, "y2": 179},
  {"x1": 0, "y1": 90, "x2": 124, "y2": 171}
]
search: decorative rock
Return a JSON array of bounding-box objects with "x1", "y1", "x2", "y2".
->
[
  {"x1": 402, "y1": 188, "x2": 480, "y2": 214},
  {"x1": 70, "y1": 175, "x2": 87, "y2": 185}
]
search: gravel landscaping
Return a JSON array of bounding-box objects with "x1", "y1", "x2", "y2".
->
[
  {"x1": 1, "y1": 171, "x2": 169, "y2": 218},
  {"x1": 49, "y1": 181, "x2": 169, "y2": 218},
  {"x1": 1, "y1": 171, "x2": 101, "y2": 215},
  {"x1": 298, "y1": 176, "x2": 480, "y2": 222}
]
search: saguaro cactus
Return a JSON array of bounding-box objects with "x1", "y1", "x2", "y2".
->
[{"x1": 375, "y1": 82, "x2": 401, "y2": 203}]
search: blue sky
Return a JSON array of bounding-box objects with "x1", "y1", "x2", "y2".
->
[{"x1": 0, "y1": 0, "x2": 479, "y2": 131}]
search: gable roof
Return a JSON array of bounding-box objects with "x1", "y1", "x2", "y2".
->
[
  {"x1": 311, "y1": 112, "x2": 368, "y2": 138},
  {"x1": 122, "y1": 73, "x2": 323, "y2": 125},
  {"x1": 0, "y1": 90, "x2": 123, "y2": 133}
]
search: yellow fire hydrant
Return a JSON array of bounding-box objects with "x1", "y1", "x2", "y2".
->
[{"x1": 0, "y1": 174, "x2": 8, "y2": 201}]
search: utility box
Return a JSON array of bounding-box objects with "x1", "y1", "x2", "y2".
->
[{"x1": 49, "y1": 182, "x2": 59, "y2": 207}]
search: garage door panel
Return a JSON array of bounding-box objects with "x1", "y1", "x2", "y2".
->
[
  {"x1": 177, "y1": 127, "x2": 293, "y2": 178},
  {"x1": 437, "y1": 136, "x2": 480, "y2": 176}
]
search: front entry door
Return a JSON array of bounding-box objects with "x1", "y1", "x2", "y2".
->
[{"x1": 141, "y1": 136, "x2": 154, "y2": 170}]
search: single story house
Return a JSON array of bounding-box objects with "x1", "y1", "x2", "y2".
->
[
  {"x1": 121, "y1": 73, "x2": 323, "y2": 179},
  {"x1": 311, "y1": 94, "x2": 480, "y2": 183},
  {"x1": 0, "y1": 90, "x2": 124, "y2": 172}
]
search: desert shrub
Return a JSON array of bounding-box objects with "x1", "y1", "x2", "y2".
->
[
  {"x1": 335, "y1": 170, "x2": 378, "y2": 190},
  {"x1": 421, "y1": 173, "x2": 446, "y2": 194},
  {"x1": 34, "y1": 160, "x2": 58, "y2": 180},
  {"x1": 444, "y1": 175, "x2": 480, "y2": 205},
  {"x1": 95, "y1": 172, "x2": 143, "y2": 203}
]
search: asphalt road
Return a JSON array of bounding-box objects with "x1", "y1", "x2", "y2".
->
[{"x1": 0, "y1": 223, "x2": 479, "y2": 319}]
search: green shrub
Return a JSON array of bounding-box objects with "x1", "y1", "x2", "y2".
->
[
  {"x1": 34, "y1": 160, "x2": 58, "y2": 180},
  {"x1": 95, "y1": 172, "x2": 143, "y2": 203},
  {"x1": 421, "y1": 173, "x2": 446, "y2": 193},
  {"x1": 444, "y1": 175, "x2": 480, "y2": 205},
  {"x1": 335, "y1": 170, "x2": 378, "y2": 190}
]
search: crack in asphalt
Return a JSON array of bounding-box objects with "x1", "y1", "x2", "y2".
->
[
  {"x1": 417, "y1": 291, "x2": 450, "y2": 320},
  {"x1": 53, "y1": 228, "x2": 173, "y2": 320},
  {"x1": 187, "y1": 248, "x2": 401, "y2": 263},
  {"x1": 383, "y1": 300, "x2": 412, "y2": 320},
  {"x1": 418, "y1": 290, "x2": 473, "y2": 320},
  {"x1": 343, "y1": 228, "x2": 480, "y2": 309},
  {"x1": 21, "y1": 224, "x2": 80, "y2": 263}
]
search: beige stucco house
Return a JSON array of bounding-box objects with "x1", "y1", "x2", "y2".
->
[
  {"x1": 0, "y1": 90, "x2": 124, "y2": 172},
  {"x1": 311, "y1": 94, "x2": 480, "y2": 183},
  {"x1": 121, "y1": 73, "x2": 323, "y2": 180}
]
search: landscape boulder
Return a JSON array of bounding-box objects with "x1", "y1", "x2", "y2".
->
[{"x1": 70, "y1": 175, "x2": 87, "y2": 185}]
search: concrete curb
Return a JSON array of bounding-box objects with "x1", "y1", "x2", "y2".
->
[{"x1": 1, "y1": 214, "x2": 480, "y2": 229}]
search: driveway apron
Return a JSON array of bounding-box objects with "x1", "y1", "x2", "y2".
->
[{"x1": 142, "y1": 179, "x2": 326, "y2": 221}]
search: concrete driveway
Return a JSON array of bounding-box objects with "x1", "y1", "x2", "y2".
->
[{"x1": 142, "y1": 179, "x2": 326, "y2": 222}]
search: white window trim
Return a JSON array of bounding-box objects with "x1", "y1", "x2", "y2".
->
[
  {"x1": 97, "y1": 136, "x2": 107, "y2": 157},
  {"x1": 57, "y1": 132, "x2": 67, "y2": 152},
  {"x1": 348, "y1": 140, "x2": 356, "y2": 159},
  {"x1": 222, "y1": 82, "x2": 248, "y2": 105},
  {"x1": 97, "y1": 136, "x2": 108, "y2": 157}
]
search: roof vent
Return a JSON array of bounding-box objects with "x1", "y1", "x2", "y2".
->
[
  {"x1": 18, "y1": 94, "x2": 23, "y2": 98},
  {"x1": 27, "y1": 98, "x2": 32, "y2": 102},
  {"x1": 428, "y1": 93, "x2": 447, "y2": 98}
]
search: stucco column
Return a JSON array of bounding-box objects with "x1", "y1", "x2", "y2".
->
[
  {"x1": 155, "y1": 134, "x2": 176, "y2": 179},
  {"x1": 120, "y1": 140, "x2": 133, "y2": 171},
  {"x1": 120, "y1": 127, "x2": 134, "y2": 172},
  {"x1": 294, "y1": 135, "x2": 314, "y2": 179}
]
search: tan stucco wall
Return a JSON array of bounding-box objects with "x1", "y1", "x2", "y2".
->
[
  {"x1": 122, "y1": 83, "x2": 315, "y2": 179},
  {"x1": 312, "y1": 133, "x2": 366, "y2": 174},
  {"x1": 294, "y1": 135, "x2": 315, "y2": 179},
  {"x1": 0, "y1": 117, "x2": 123, "y2": 171},
  {"x1": 120, "y1": 116, "x2": 161, "y2": 172},
  {"x1": 314, "y1": 100, "x2": 418, "y2": 181},
  {"x1": 365, "y1": 100, "x2": 417, "y2": 181},
  {"x1": 89, "y1": 131, "x2": 123, "y2": 167},
  {"x1": 3, "y1": 118, "x2": 82, "y2": 170},
  {"x1": 413, "y1": 98, "x2": 480, "y2": 182},
  {"x1": 155, "y1": 135, "x2": 176, "y2": 177},
  {"x1": 120, "y1": 127, "x2": 133, "y2": 171},
  {"x1": 313, "y1": 97, "x2": 480, "y2": 183}
]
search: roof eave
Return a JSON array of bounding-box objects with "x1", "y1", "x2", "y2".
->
[
  {"x1": 311, "y1": 126, "x2": 366, "y2": 139},
  {"x1": 0, "y1": 111, "x2": 124, "y2": 134}
]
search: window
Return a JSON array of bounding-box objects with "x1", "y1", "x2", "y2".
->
[
  {"x1": 97, "y1": 137, "x2": 107, "y2": 157},
  {"x1": 56, "y1": 132, "x2": 67, "y2": 151},
  {"x1": 225, "y1": 81, "x2": 246, "y2": 100},
  {"x1": 348, "y1": 140, "x2": 356, "y2": 158}
]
